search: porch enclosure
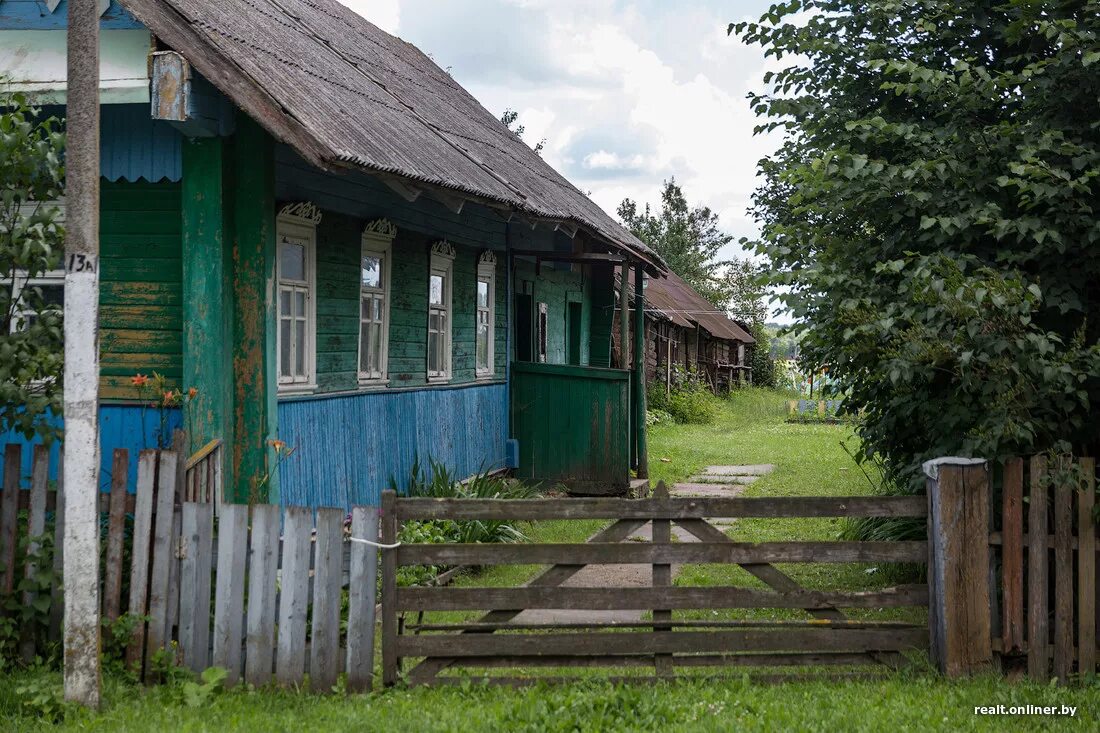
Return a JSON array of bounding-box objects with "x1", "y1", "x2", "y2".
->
[{"x1": 382, "y1": 486, "x2": 930, "y2": 685}]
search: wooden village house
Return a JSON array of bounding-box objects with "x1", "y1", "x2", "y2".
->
[
  {"x1": 0, "y1": 0, "x2": 667, "y2": 505},
  {"x1": 613, "y1": 270, "x2": 754, "y2": 395}
]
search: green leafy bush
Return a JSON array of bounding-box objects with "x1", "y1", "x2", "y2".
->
[{"x1": 648, "y1": 368, "x2": 719, "y2": 425}]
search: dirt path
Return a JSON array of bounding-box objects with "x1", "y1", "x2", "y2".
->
[{"x1": 511, "y1": 465, "x2": 774, "y2": 625}]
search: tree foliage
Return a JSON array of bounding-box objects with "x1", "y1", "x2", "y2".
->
[
  {"x1": 618, "y1": 179, "x2": 733, "y2": 307},
  {"x1": 733, "y1": 1, "x2": 1100, "y2": 485},
  {"x1": 0, "y1": 92, "x2": 65, "y2": 441},
  {"x1": 500, "y1": 108, "x2": 546, "y2": 155}
]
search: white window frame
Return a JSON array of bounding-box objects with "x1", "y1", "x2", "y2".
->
[
  {"x1": 475, "y1": 250, "x2": 496, "y2": 378},
  {"x1": 358, "y1": 220, "x2": 396, "y2": 385},
  {"x1": 427, "y1": 240, "x2": 455, "y2": 383},
  {"x1": 276, "y1": 203, "x2": 320, "y2": 393}
]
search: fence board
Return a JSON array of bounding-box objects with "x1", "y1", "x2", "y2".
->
[
  {"x1": 1080, "y1": 458, "x2": 1097, "y2": 678},
  {"x1": 245, "y1": 504, "x2": 279, "y2": 686},
  {"x1": 381, "y1": 491, "x2": 399, "y2": 687},
  {"x1": 1, "y1": 444, "x2": 20, "y2": 595},
  {"x1": 398, "y1": 627, "x2": 930, "y2": 658},
  {"x1": 212, "y1": 503, "x2": 248, "y2": 685},
  {"x1": 652, "y1": 482, "x2": 672, "y2": 676},
  {"x1": 398, "y1": 585, "x2": 928, "y2": 612},
  {"x1": 126, "y1": 450, "x2": 159, "y2": 670},
  {"x1": 1001, "y1": 457, "x2": 1024, "y2": 654},
  {"x1": 20, "y1": 445, "x2": 50, "y2": 662},
  {"x1": 179, "y1": 502, "x2": 214, "y2": 673},
  {"x1": 1027, "y1": 455, "x2": 1049, "y2": 682},
  {"x1": 396, "y1": 541, "x2": 928, "y2": 567},
  {"x1": 104, "y1": 449, "x2": 129, "y2": 621},
  {"x1": 166, "y1": 431, "x2": 187, "y2": 638},
  {"x1": 145, "y1": 451, "x2": 180, "y2": 672},
  {"x1": 1053, "y1": 473, "x2": 1073, "y2": 682},
  {"x1": 396, "y1": 495, "x2": 927, "y2": 521},
  {"x1": 347, "y1": 506, "x2": 378, "y2": 693},
  {"x1": 310, "y1": 508, "x2": 343, "y2": 692},
  {"x1": 276, "y1": 506, "x2": 311, "y2": 686},
  {"x1": 49, "y1": 448, "x2": 64, "y2": 639}
]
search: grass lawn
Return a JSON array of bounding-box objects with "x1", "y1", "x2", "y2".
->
[{"x1": 3, "y1": 388, "x2": 1096, "y2": 731}]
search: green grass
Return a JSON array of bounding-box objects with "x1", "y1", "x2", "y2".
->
[
  {"x1": 4, "y1": 388, "x2": 1092, "y2": 730},
  {"x1": 3, "y1": 667, "x2": 1096, "y2": 732}
]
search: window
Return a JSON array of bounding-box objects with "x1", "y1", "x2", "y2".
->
[
  {"x1": 276, "y1": 203, "x2": 320, "y2": 391},
  {"x1": 7, "y1": 199, "x2": 65, "y2": 334},
  {"x1": 358, "y1": 220, "x2": 395, "y2": 384},
  {"x1": 475, "y1": 251, "x2": 496, "y2": 377},
  {"x1": 427, "y1": 240, "x2": 455, "y2": 381},
  {"x1": 536, "y1": 302, "x2": 548, "y2": 363}
]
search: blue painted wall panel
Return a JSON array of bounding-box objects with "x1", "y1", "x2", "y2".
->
[
  {"x1": 0, "y1": 405, "x2": 182, "y2": 493},
  {"x1": 42, "y1": 103, "x2": 183, "y2": 182},
  {"x1": 0, "y1": 0, "x2": 143, "y2": 29},
  {"x1": 276, "y1": 383, "x2": 507, "y2": 509}
]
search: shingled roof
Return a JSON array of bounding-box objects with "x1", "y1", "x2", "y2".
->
[
  {"x1": 119, "y1": 0, "x2": 665, "y2": 271},
  {"x1": 635, "y1": 270, "x2": 755, "y2": 343}
]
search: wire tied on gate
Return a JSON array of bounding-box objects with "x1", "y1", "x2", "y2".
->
[{"x1": 349, "y1": 536, "x2": 402, "y2": 549}]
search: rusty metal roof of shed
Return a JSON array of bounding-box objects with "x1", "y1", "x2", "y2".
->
[
  {"x1": 635, "y1": 270, "x2": 755, "y2": 343},
  {"x1": 119, "y1": 0, "x2": 665, "y2": 271}
]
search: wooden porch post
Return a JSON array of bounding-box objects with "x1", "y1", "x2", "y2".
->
[
  {"x1": 925, "y1": 457, "x2": 992, "y2": 677},
  {"x1": 230, "y1": 118, "x2": 278, "y2": 503},
  {"x1": 182, "y1": 137, "x2": 234, "y2": 487},
  {"x1": 633, "y1": 263, "x2": 648, "y2": 479}
]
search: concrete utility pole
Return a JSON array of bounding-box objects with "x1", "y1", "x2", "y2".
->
[{"x1": 63, "y1": 0, "x2": 102, "y2": 707}]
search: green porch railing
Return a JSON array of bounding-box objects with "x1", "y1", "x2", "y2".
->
[{"x1": 510, "y1": 361, "x2": 631, "y2": 494}]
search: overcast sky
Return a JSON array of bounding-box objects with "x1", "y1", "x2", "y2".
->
[{"x1": 338, "y1": 0, "x2": 781, "y2": 265}]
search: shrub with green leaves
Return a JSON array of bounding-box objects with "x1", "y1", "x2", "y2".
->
[
  {"x1": 649, "y1": 368, "x2": 719, "y2": 425},
  {"x1": 734, "y1": 1, "x2": 1100, "y2": 487}
]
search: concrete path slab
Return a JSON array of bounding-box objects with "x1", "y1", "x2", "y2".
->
[
  {"x1": 687, "y1": 474, "x2": 759, "y2": 485},
  {"x1": 703, "y1": 464, "x2": 776, "y2": 476},
  {"x1": 670, "y1": 483, "x2": 746, "y2": 498}
]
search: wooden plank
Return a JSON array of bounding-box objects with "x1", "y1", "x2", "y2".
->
[
  {"x1": 1001, "y1": 457, "x2": 1024, "y2": 654},
  {"x1": 399, "y1": 627, "x2": 930, "y2": 658},
  {"x1": 381, "y1": 491, "x2": 399, "y2": 687},
  {"x1": 178, "y1": 502, "x2": 214, "y2": 674},
  {"x1": 212, "y1": 503, "x2": 248, "y2": 685},
  {"x1": 145, "y1": 450, "x2": 180, "y2": 673},
  {"x1": 408, "y1": 619, "x2": 923, "y2": 632},
  {"x1": 126, "y1": 450, "x2": 159, "y2": 671},
  {"x1": 397, "y1": 541, "x2": 929, "y2": 567},
  {"x1": 0, "y1": 444, "x2": 21, "y2": 596},
  {"x1": 275, "y1": 506, "x2": 311, "y2": 686},
  {"x1": 395, "y1": 495, "x2": 928, "y2": 521},
  {"x1": 405, "y1": 517, "x2": 650, "y2": 685},
  {"x1": 49, "y1": 448, "x2": 64, "y2": 640},
  {"x1": 423, "y1": 671, "x2": 894, "y2": 687},
  {"x1": 652, "y1": 482, "x2": 671, "y2": 676},
  {"x1": 166, "y1": 431, "x2": 187, "y2": 639},
  {"x1": 310, "y1": 508, "x2": 344, "y2": 693},
  {"x1": 103, "y1": 449, "x2": 129, "y2": 622},
  {"x1": 19, "y1": 445, "x2": 50, "y2": 662},
  {"x1": 1053, "y1": 463, "x2": 1074, "y2": 682},
  {"x1": 245, "y1": 504, "x2": 279, "y2": 687},
  {"x1": 437, "y1": 651, "x2": 907, "y2": 669},
  {"x1": 1079, "y1": 458, "x2": 1097, "y2": 679},
  {"x1": 676, "y1": 518, "x2": 847, "y2": 622},
  {"x1": 398, "y1": 585, "x2": 928, "y2": 612},
  {"x1": 346, "y1": 506, "x2": 378, "y2": 693},
  {"x1": 1028, "y1": 455, "x2": 1050, "y2": 682}
]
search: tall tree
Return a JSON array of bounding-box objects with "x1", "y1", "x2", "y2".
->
[
  {"x1": 733, "y1": 1, "x2": 1100, "y2": 484},
  {"x1": 618, "y1": 179, "x2": 733, "y2": 307},
  {"x1": 500, "y1": 108, "x2": 545, "y2": 155},
  {"x1": 0, "y1": 92, "x2": 65, "y2": 442}
]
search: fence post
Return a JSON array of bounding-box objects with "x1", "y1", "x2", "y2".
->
[
  {"x1": 380, "y1": 490, "x2": 399, "y2": 687},
  {"x1": 924, "y1": 457, "x2": 992, "y2": 677}
]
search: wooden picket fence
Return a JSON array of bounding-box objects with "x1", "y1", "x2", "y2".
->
[
  {"x1": 0, "y1": 440, "x2": 382, "y2": 691},
  {"x1": 992, "y1": 456, "x2": 1098, "y2": 681}
]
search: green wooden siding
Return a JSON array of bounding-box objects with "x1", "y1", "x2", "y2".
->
[
  {"x1": 511, "y1": 361, "x2": 630, "y2": 492},
  {"x1": 512, "y1": 260, "x2": 591, "y2": 366},
  {"x1": 312, "y1": 216, "x2": 507, "y2": 393},
  {"x1": 99, "y1": 179, "x2": 183, "y2": 400}
]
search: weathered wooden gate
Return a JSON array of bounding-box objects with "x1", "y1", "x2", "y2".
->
[{"x1": 380, "y1": 485, "x2": 929, "y2": 685}]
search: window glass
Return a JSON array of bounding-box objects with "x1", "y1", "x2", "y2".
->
[
  {"x1": 279, "y1": 238, "x2": 306, "y2": 281},
  {"x1": 477, "y1": 279, "x2": 489, "y2": 308},
  {"x1": 361, "y1": 255, "x2": 382, "y2": 289},
  {"x1": 429, "y1": 273, "x2": 445, "y2": 306}
]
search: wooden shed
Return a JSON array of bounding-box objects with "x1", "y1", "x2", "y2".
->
[{"x1": 613, "y1": 270, "x2": 755, "y2": 395}]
